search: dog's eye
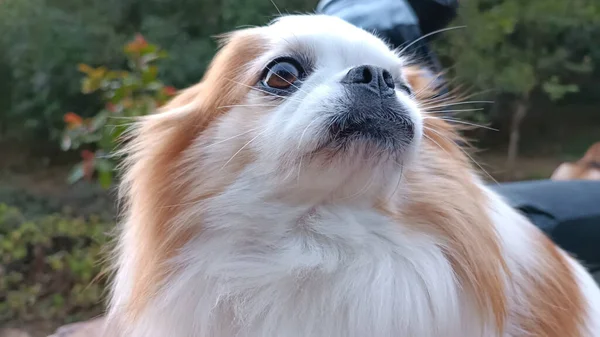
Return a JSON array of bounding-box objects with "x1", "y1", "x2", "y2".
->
[{"x1": 262, "y1": 60, "x2": 302, "y2": 90}]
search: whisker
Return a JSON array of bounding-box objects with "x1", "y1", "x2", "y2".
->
[
  {"x1": 225, "y1": 78, "x2": 301, "y2": 102},
  {"x1": 388, "y1": 160, "x2": 405, "y2": 203},
  {"x1": 297, "y1": 118, "x2": 320, "y2": 150},
  {"x1": 265, "y1": 65, "x2": 310, "y2": 96},
  {"x1": 411, "y1": 72, "x2": 447, "y2": 99},
  {"x1": 296, "y1": 154, "x2": 303, "y2": 184},
  {"x1": 270, "y1": 0, "x2": 283, "y2": 16},
  {"x1": 419, "y1": 88, "x2": 496, "y2": 108},
  {"x1": 425, "y1": 126, "x2": 498, "y2": 184},
  {"x1": 424, "y1": 117, "x2": 497, "y2": 131},
  {"x1": 218, "y1": 104, "x2": 280, "y2": 109},
  {"x1": 219, "y1": 130, "x2": 267, "y2": 171},
  {"x1": 423, "y1": 130, "x2": 449, "y2": 155},
  {"x1": 418, "y1": 91, "x2": 463, "y2": 105},
  {"x1": 433, "y1": 117, "x2": 498, "y2": 131},
  {"x1": 249, "y1": 87, "x2": 303, "y2": 103},
  {"x1": 423, "y1": 108, "x2": 485, "y2": 114},
  {"x1": 339, "y1": 166, "x2": 378, "y2": 201},
  {"x1": 203, "y1": 127, "x2": 261, "y2": 150},
  {"x1": 106, "y1": 116, "x2": 138, "y2": 120},
  {"x1": 105, "y1": 122, "x2": 138, "y2": 128},
  {"x1": 398, "y1": 26, "x2": 467, "y2": 55},
  {"x1": 422, "y1": 101, "x2": 495, "y2": 110}
]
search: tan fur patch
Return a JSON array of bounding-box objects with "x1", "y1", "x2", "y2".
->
[
  {"x1": 119, "y1": 29, "x2": 267, "y2": 320},
  {"x1": 552, "y1": 141, "x2": 600, "y2": 181},
  {"x1": 402, "y1": 65, "x2": 587, "y2": 335},
  {"x1": 402, "y1": 133, "x2": 508, "y2": 332},
  {"x1": 391, "y1": 67, "x2": 509, "y2": 331},
  {"x1": 514, "y1": 231, "x2": 586, "y2": 337}
]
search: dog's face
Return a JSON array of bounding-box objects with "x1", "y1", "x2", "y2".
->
[
  {"x1": 251, "y1": 15, "x2": 422, "y2": 163},
  {"x1": 160, "y1": 15, "x2": 427, "y2": 202}
]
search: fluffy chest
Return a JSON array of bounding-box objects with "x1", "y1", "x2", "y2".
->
[{"x1": 150, "y1": 205, "x2": 485, "y2": 337}]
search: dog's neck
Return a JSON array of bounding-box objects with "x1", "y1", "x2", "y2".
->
[{"x1": 120, "y1": 188, "x2": 498, "y2": 337}]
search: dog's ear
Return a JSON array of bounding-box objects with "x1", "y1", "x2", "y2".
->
[
  {"x1": 140, "y1": 28, "x2": 267, "y2": 131},
  {"x1": 112, "y1": 28, "x2": 268, "y2": 323}
]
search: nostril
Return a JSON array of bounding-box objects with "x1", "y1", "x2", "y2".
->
[
  {"x1": 341, "y1": 65, "x2": 395, "y2": 91},
  {"x1": 382, "y1": 70, "x2": 395, "y2": 89},
  {"x1": 360, "y1": 66, "x2": 373, "y2": 84}
]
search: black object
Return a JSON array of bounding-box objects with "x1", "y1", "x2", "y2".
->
[
  {"x1": 406, "y1": 0, "x2": 459, "y2": 38},
  {"x1": 316, "y1": 0, "x2": 459, "y2": 72},
  {"x1": 493, "y1": 180, "x2": 600, "y2": 271}
]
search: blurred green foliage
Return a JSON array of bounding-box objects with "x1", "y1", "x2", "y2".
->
[
  {"x1": 439, "y1": 0, "x2": 600, "y2": 103},
  {"x1": 0, "y1": 0, "x2": 317, "y2": 142},
  {"x1": 0, "y1": 203, "x2": 111, "y2": 321},
  {"x1": 61, "y1": 35, "x2": 175, "y2": 188},
  {"x1": 436, "y1": 0, "x2": 600, "y2": 176}
]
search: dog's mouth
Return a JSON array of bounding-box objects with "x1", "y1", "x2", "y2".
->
[
  {"x1": 319, "y1": 87, "x2": 415, "y2": 157},
  {"x1": 328, "y1": 102, "x2": 414, "y2": 148},
  {"x1": 320, "y1": 64, "x2": 415, "y2": 155}
]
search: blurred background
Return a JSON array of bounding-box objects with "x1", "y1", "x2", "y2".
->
[{"x1": 0, "y1": 0, "x2": 599, "y2": 336}]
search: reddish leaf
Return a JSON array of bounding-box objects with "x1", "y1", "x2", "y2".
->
[
  {"x1": 64, "y1": 112, "x2": 83, "y2": 128},
  {"x1": 134, "y1": 33, "x2": 148, "y2": 48},
  {"x1": 163, "y1": 86, "x2": 177, "y2": 96},
  {"x1": 81, "y1": 150, "x2": 95, "y2": 161},
  {"x1": 105, "y1": 102, "x2": 116, "y2": 112},
  {"x1": 125, "y1": 33, "x2": 149, "y2": 53},
  {"x1": 81, "y1": 150, "x2": 95, "y2": 181}
]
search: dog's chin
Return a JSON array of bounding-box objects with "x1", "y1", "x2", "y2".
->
[{"x1": 312, "y1": 107, "x2": 416, "y2": 163}]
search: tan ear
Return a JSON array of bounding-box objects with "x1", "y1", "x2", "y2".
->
[
  {"x1": 143, "y1": 27, "x2": 268, "y2": 131},
  {"x1": 115, "y1": 28, "x2": 268, "y2": 322}
]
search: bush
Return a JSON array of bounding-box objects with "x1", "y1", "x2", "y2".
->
[
  {"x1": 0, "y1": 203, "x2": 112, "y2": 322},
  {"x1": 0, "y1": 0, "x2": 317, "y2": 144},
  {"x1": 0, "y1": 0, "x2": 127, "y2": 142},
  {"x1": 61, "y1": 35, "x2": 175, "y2": 188}
]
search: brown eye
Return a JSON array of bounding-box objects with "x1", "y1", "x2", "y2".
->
[{"x1": 262, "y1": 61, "x2": 301, "y2": 90}]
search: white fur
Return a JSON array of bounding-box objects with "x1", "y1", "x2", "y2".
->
[
  {"x1": 484, "y1": 186, "x2": 600, "y2": 336},
  {"x1": 107, "y1": 15, "x2": 600, "y2": 337}
]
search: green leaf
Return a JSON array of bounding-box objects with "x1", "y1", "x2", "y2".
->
[
  {"x1": 98, "y1": 170, "x2": 113, "y2": 189},
  {"x1": 67, "y1": 163, "x2": 85, "y2": 184},
  {"x1": 94, "y1": 158, "x2": 114, "y2": 172},
  {"x1": 542, "y1": 77, "x2": 579, "y2": 101},
  {"x1": 89, "y1": 110, "x2": 109, "y2": 132}
]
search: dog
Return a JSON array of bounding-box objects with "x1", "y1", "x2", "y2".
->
[
  {"x1": 106, "y1": 15, "x2": 600, "y2": 337},
  {"x1": 552, "y1": 142, "x2": 600, "y2": 181}
]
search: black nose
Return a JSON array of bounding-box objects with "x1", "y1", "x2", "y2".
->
[{"x1": 341, "y1": 65, "x2": 395, "y2": 92}]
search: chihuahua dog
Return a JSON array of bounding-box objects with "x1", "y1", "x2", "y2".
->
[{"x1": 106, "y1": 15, "x2": 600, "y2": 337}]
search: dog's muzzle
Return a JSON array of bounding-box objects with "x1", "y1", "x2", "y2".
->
[{"x1": 328, "y1": 65, "x2": 414, "y2": 150}]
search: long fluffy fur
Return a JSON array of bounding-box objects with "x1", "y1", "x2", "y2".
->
[{"x1": 106, "y1": 15, "x2": 600, "y2": 337}]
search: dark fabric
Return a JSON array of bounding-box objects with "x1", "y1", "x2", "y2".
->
[
  {"x1": 316, "y1": 0, "x2": 458, "y2": 104},
  {"x1": 316, "y1": 0, "x2": 457, "y2": 72},
  {"x1": 316, "y1": 0, "x2": 419, "y2": 32},
  {"x1": 492, "y1": 180, "x2": 600, "y2": 270},
  {"x1": 406, "y1": 0, "x2": 459, "y2": 37}
]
